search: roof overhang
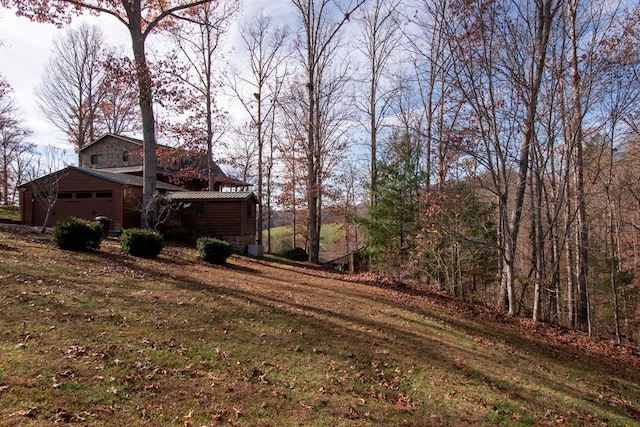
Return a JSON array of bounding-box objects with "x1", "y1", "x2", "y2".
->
[{"x1": 164, "y1": 191, "x2": 257, "y2": 204}]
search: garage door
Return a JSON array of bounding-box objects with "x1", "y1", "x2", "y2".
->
[{"x1": 34, "y1": 191, "x2": 115, "y2": 227}]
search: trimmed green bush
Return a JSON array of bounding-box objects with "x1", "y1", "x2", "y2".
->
[
  {"x1": 120, "y1": 228, "x2": 164, "y2": 258},
  {"x1": 282, "y1": 247, "x2": 308, "y2": 261},
  {"x1": 53, "y1": 217, "x2": 103, "y2": 251},
  {"x1": 197, "y1": 237, "x2": 233, "y2": 264}
]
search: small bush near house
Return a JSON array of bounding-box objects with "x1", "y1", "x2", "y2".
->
[
  {"x1": 197, "y1": 237, "x2": 233, "y2": 264},
  {"x1": 120, "y1": 228, "x2": 164, "y2": 258},
  {"x1": 282, "y1": 247, "x2": 308, "y2": 262},
  {"x1": 53, "y1": 217, "x2": 104, "y2": 251}
]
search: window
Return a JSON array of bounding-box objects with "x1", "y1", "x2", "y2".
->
[
  {"x1": 57, "y1": 192, "x2": 72, "y2": 199},
  {"x1": 76, "y1": 192, "x2": 92, "y2": 199},
  {"x1": 90, "y1": 154, "x2": 103, "y2": 165},
  {"x1": 195, "y1": 202, "x2": 206, "y2": 216},
  {"x1": 96, "y1": 191, "x2": 113, "y2": 198},
  {"x1": 122, "y1": 151, "x2": 129, "y2": 162},
  {"x1": 247, "y1": 203, "x2": 252, "y2": 218}
]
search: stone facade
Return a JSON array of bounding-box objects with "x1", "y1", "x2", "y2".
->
[
  {"x1": 221, "y1": 234, "x2": 255, "y2": 253},
  {"x1": 79, "y1": 134, "x2": 143, "y2": 169}
]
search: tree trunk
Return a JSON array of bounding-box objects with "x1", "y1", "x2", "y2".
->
[
  {"x1": 370, "y1": 57, "x2": 377, "y2": 206},
  {"x1": 609, "y1": 200, "x2": 621, "y2": 343},
  {"x1": 307, "y1": 81, "x2": 319, "y2": 262},
  {"x1": 128, "y1": 22, "x2": 157, "y2": 229},
  {"x1": 532, "y1": 171, "x2": 544, "y2": 322},
  {"x1": 567, "y1": 0, "x2": 589, "y2": 332},
  {"x1": 2, "y1": 154, "x2": 8, "y2": 205},
  {"x1": 501, "y1": 0, "x2": 558, "y2": 316},
  {"x1": 256, "y1": 87, "x2": 264, "y2": 246}
]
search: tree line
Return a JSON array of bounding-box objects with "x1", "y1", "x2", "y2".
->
[{"x1": 1, "y1": 0, "x2": 639, "y2": 342}]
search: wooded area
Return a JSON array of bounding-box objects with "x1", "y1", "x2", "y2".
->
[{"x1": 1, "y1": 0, "x2": 639, "y2": 343}]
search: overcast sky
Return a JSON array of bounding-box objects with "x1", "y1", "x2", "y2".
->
[{"x1": 0, "y1": 0, "x2": 294, "y2": 158}]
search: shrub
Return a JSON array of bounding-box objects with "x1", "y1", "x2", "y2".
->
[
  {"x1": 120, "y1": 228, "x2": 164, "y2": 258},
  {"x1": 53, "y1": 217, "x2": 103, "y2": 251},
  {"x1": 282, "y1": 247, "x2": 308, "y2": 261},
  {"x1": 197, "y1": 237, "x2": 233, "y2": 264}
]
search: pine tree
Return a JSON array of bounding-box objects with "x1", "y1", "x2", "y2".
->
[{"x1": 363, "y1": 131, "x2": 424, "y2": 275}]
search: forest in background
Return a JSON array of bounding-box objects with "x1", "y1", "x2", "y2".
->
[{"x1": 1, "y1": 0, "x2": 640, "y2": 344}]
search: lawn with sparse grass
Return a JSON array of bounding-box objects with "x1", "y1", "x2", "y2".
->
[
  {"x1": 0, "y1": 205, "x2": 20, "y2": 221},
  {"x1": 0, "y1": 225, "x2": 639, "y2": 426},
  {"x1": 264, "y1": 223, "x2": 345, "y2": 260}
]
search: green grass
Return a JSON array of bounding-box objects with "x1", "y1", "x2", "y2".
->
[
  {"x1": 264, "y1": 223, "x2": 345, "y2": 259},
  {"x1": 0, "y1": 226, "x2": 639, "y2": 426},
  {"x1": 0, "y1": 204, "x2": 20, "y2": 221}
]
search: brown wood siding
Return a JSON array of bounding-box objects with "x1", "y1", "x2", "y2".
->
[
  {"x1": 22, "y1": 169, "x2": 126, "y2": 229},
  {"x1": 20, "y1": 190, "x2": 32, "y2": 226},
  {"x1": 122, "y1": 186, "x2": 143, "y2": 229},
  {"x1": 179, "y1": 199, "x2": 256, "y2": 238},
  {"x1": 240, "y1": 200, "x2": 256, "y2": 236}
]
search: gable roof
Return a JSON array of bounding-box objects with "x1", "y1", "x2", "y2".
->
[
  {"x1": 165, "y1": 191, "x2": 257, "y2": 203},
  {"x1": 93, "y1": 164, "x2": 249, "y2": 186},
  {"x1": 77, "y1": 133, "x2": 251, "y2": 188},
  {"x1": 79, "y1": 133, "x2": 189, "y2": 153},
  {"x1": 79, "y1": 133, "x2": 143, "y2": 152},
  {"x1": 19, "y1": 166, "x2": 185, "y2": 191}
]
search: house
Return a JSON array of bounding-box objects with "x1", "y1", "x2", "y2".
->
[
  {"x1": 162, "y1": 191, "x2": 258, "y2": 250},
  {"x1": 20, "y1": 134, "x2": 258, "y2": 251},
  {"x1": 19, "y1": 166, "x2": 184, "y2": 231},
  {"x1": 79, "y1": 134, "x2": 250, "y2": 191}
]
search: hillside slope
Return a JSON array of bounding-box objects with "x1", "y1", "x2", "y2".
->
[{"x1": 0, "y1": 225, "x2": 639, "y2": 426}]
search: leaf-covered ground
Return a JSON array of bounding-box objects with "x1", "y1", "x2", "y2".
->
[{"x1": 0, "y1": 225, "x2": 639, "y2": 426}]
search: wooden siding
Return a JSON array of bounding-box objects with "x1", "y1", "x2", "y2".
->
[
  {"x1": 20, "y1": 163, "x2": 254, "y2": 246},
  {"x1": 163, "y1": 199, "x2": 257, "y2": 251},
  {"x1": 122, "y1": 186, "x2": 143, "y2": 229},
  {"x1": 21, "y1": 169, "x2": 126, "y2": 229},
  {"x1": 180, "y1": 200, "x2": 255, "y2": 236}
]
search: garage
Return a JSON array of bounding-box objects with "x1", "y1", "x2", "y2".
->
[
  {"x1": 20, "y1": 166, "x2": 183, "y2": 231},
  {"x1": 32, "y1": 190, "x2": 115, "y2": 228}
]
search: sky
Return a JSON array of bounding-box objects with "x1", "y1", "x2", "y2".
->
[{"x1": 0, "y1": 0, "x2": 293, "y2": 159}]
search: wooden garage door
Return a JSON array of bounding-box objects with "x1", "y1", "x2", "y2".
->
[{"x1": 34, "y1": 191, "x2": 115, "y2": 227}]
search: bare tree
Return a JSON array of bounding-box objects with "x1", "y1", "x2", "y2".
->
[
  {"x1": 448, "y1": 0, "x2": 561, "y2": 315},
  {"x1": 331, "y1": 158, "x2": 366, "y2": 257},
  {"x1": 354, "y1": 0, "x2": 402, "y2": 205},
  {"x1": 36, "y1": 23, "x2": 106, "y2": 157},
  {"x1": 4, "y1": 0, "x2": 219, "y2": 228},
  {"x1": 227, "y1": 121, "x2": 258, "y2": 184},
  {"x1": 278, "y1": 84, "x2": 310, "y2": 251},
  {"x1": 407, "y1": 0, "x2": 464, "y2": 192},
  {"x1": 228, "y1": 10, "x2": 289, "y2": 247},
  {"x1": 0, "y1": 78, "x2": 35, "y2": 205},
  {"x1": 162, "y1": 0, "x2": 239, "y2": 190},
  {"x1": 291, "y1": 0, "x2": 367, "y2": 262},
  {"x1": 99, "y1": 55, "x2": 141, "y2": 135},
  {"x1": 556, "y1": 0, "x2": 620, "y2": 331},
  {"x1": 27, "y1": 146, "x2": 69, "y2": 233}
]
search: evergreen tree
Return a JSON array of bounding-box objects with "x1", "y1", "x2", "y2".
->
[{"x1": 363, "y1": 131, "x2": 424, "y2": 275}]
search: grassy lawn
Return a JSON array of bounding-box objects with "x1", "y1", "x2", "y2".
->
[
  {"x1": 0, "y1": 225, "x2": 639, "y2": 426},
  {"x1": 264, "y1": 223, "x2": 345, "y2": 260},
  {"x1": 0, "y1": 205, "x2": 20, "y2": 221}
]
